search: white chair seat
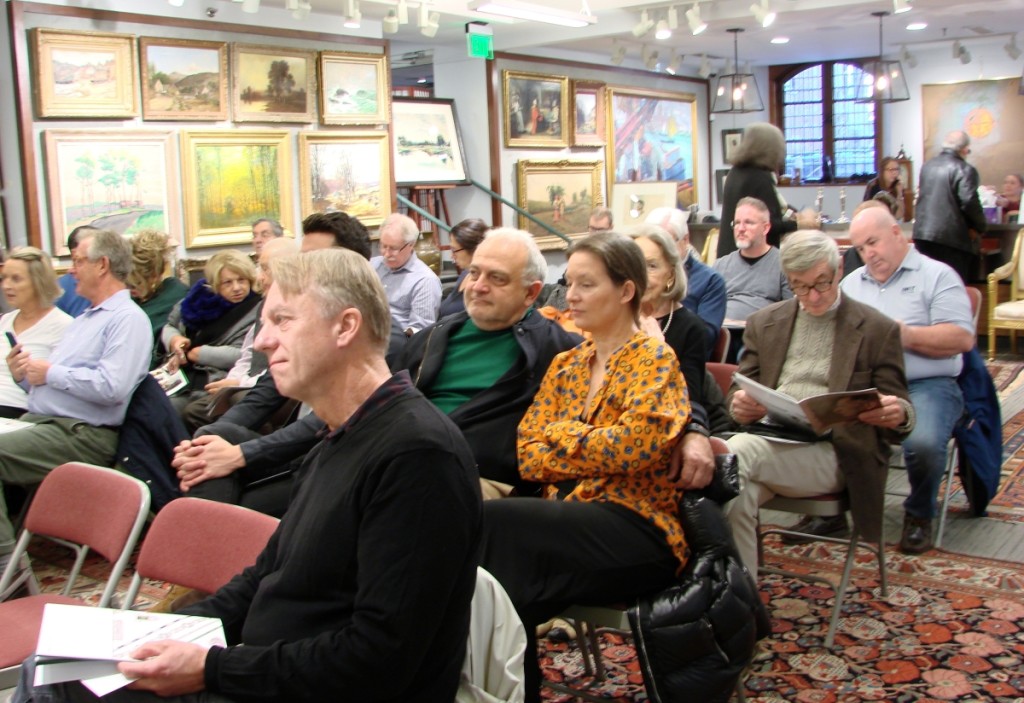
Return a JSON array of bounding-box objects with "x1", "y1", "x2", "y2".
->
[{"x1": 992, "y1": 301, "x2": 1024, "y2": 320}]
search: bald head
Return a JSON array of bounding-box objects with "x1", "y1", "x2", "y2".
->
[{"x1": 849, "y1": 206, "x2": 909, "y2": 283}]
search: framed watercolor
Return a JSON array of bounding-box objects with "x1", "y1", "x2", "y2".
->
[
  {"x1": 721, "y1": 128, "x2": 743, "y2": 163},
  {"x1": 180, "y1": 130, "x2": 294, "y2": 248},
  {"x1": 607, "y1": 87, "x2": 699, "y2": 207},
  {"x1": 571, "y1": 80, "x2": 605, "y2": 147},
  {"x1": 31, "y1": 28, "x2": 138, "y2": 118},
  {"x1": 515, "y1": 159, "x2": 603, "y2": 250},
  {"x1": 140, "y1": 38, "x2": 228, "y2": 121},
  {"x1": 299, "y1": 132, "x2": 391, "y2": 228},
  {"x1": 610, "y1": 182, "x2": 678, "y2": 229},
  {"x1": 319, "y1": 51, "x2": 389, "y2": 126},
  {"x1": 503, "y1": 70, "x2": 570, "y2": 148},
  {"x1": 231, "y1": 44, "x2": 316, "y2": 123},
  {"x1": 43, "y1": 130, "x2": 180, "y2": 255},
  {"x1": 391, "y1": 98, "x2": 470, "y2": 187}
]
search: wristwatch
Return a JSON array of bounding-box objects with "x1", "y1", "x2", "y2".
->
[{"x1": 684, "y1": 422, "x2": 710, "y2": 438}]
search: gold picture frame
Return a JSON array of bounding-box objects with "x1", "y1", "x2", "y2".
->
[
  {"x1": 570, "y1": 80, "x2": 605, "y2": 147},
  {"x1": 516, "y1": 159, "x2": 603, "y2": 250},
  {"x1": 607, "y1": 86, "x2": 699, "y2": 208},
  {"x1": 299, "y1": 131, "x2": 392, "y2": 228},
  {"x1": 503, "y1": 70, "x2": 570, "y2": 148},
  {"x1": 231, "y1": 44, "x2": 316, "y2": 123},
  {"x1": 31, "y1": 28, "x2": 138, "y2": 119},
  {"x1": 180, "y1": 130, "x2": 294, "y2": 248},
  {"x1": 43, "y1": 129, "x2": 180, "y2": 255},
  {"x1": 140, "y1": 37, "x2": 228, "y2": 121},
  {"x1": 319, "y1": 51, "x2": 389, "y2": 126}
]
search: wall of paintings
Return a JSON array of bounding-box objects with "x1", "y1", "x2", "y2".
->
[{"x1": 12, "y1": 7, "x2": 393, "y2": 262}]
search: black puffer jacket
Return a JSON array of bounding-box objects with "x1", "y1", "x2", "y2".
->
[
  {"x1": 628, "y1": 490, "x2": 769, "y2": 703},
  {"x1": 913, "y1": 148, "x2": 987, "y2": 253}
]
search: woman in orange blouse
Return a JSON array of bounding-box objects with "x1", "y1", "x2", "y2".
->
[{"x1": 480, "y1": 231, "x2": 691, "y2": 702}]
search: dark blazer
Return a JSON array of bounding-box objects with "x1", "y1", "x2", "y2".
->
[
  {"x1": 730, "y1": 296, "x2": 912, "y2": 541},
  {"x1": 717, "y1": 165, "x2": 797, "y2": 258}
]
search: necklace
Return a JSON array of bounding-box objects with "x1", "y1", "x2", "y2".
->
[{"x1": 660, "y1": 308, "x2": 674, "y2": 333}]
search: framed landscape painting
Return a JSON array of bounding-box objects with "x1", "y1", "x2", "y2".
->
[
  {"x1": 391, "y1": 98, "x2": 469, "y2": 187},
  {"x1": 32, "y1": 28, "x2": 138, "y2": 118},
  {"x1": 231, "y1": 44, "x2": 316, "y2": 123},
  {"x1": 571, "y1": 80, "x2": 605, "y2": 147},
  {"x1": 503, "y1": 70, "x2": 569, "y2": 148},
  {"x1": 319, "y1": 51, "x2": 389, "y2": 125},
  {"x1": 607, "y1": 87, "x2": 699, "y2": 208},
  {"x1": 43, "y1": 130, "x2": 179, "y2": 255},
  {"x1": 180, "y1": 130, "x2": 293, "y2": 247},
  {"x1": 140, "y1": 38, "x2": 228, "y2": 121},
  {"x1": 299, "y1": 132, "x2": 391, "y2": 228},
  {"x1": 516, "y1": 159, "x2": 602, "y2": 250}
]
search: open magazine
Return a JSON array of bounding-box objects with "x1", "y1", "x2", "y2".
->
[
  {"x1": 34, "y1": 604, "x2": 225, "y2": 696},
  {"x1": 732, "y1": 372, "x2": 882, "y2": 436},
  {"x1": 150, "y1": 362, "x2": 189, "y2": 396}
]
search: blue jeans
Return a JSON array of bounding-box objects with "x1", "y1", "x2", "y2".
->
[{"x1": 902, "y1": 377, "x2": 964, "y2": 519}]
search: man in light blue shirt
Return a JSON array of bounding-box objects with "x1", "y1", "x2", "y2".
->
[
  {"x1": 0, "y1": 229, "x2": 152, "y2": 570},
  {"x1": 840, "y1": 207, "x2": 975, "y2": 554},
  {"x1": 371, "y1": 213, "x2": 441, "y2": 336},
  {"x1": 54, "y1": 225, "x2": 96, "y2": 317}
]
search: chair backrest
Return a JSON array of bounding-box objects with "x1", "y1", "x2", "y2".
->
[
  {"x1": 12, "y1": 462, "x2": 150, "y2": 607},
  {"x1": 966, "y1": 286, "x2": 982, "y2": 329},
  {"x1": 700, "y1": 228, "x2": 719, "y2": 265},
  {"x1": 711, "y1": 326, "x2": 730, "y2": 363},
  {"x1": 707, "y1": 362, "x2": 738, "y2": 397},
  {"x1": 1012, "y1": 228, "x2": 1024, "y2": 299},
  {"x1": 123, "y1": 497, "x2": 279, "y2": 608},
  {"x1": 456, "y1": 567, "x2": 526, "y2": 702}
]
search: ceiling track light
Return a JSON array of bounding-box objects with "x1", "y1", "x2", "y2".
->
[
  {"x1": 749, "y1": 0, "x2": 775, "y2": 28},
  {"x1": 611, "y1": 39, "x2": 627, "y2": 65},
  {"x1": 893, "y1": 0, "x2": 911, "y2": 14},
  {"x1": 396, "y1": 0, "x2": 409, "y2": 23},
  {"x1": 168, "y1": 0, "x2": 185, "y2": 6},
  {"x1": 291, "y1": 0, "x2": 311, "y2": 19},
  {"x1": 685, "y1": 4, "x2": 707, "y2": 35},
  {"x1": 900, "y1": 44, "x2": 918, "y2": 68},
  {"x1": 383, "y1": 8, "x2": 399, "y2": 32},
  {"x1": 418, "y1": 1, "x2": 430, "y2": 27},
  {"x1": 343, "y1": 0, "x2": 361, "y2": 28},
  {"x1": 645, "y1": 50, "x2": 660, "y2": 70},
  {"x1": 666, "y1": 53, "x2": 682, "y2": 75},
  {"x1": 632, "y1": 9, "x2": 654, "y2": 37},
  {"x1": 857, "y1": 11, "x2": 910, "y2": 103},
  {"x1": 467, "y1": 0, "x2": 596, "y2": 27},
  {"x1": 655, "y1": 19, "x2": 671, "y2": 40},
  {"x1": 698, "y1": 53, "x2": 712, "y2": 79},
  {"x1": 421, "y1": 10, "x2": 441, "y2": 37},
  {"x1": 667, "y1": 7, "x2": 678, "y2": 30},
  {"x1": 241, "y1": 0, "x2": 259, "y2": 12},
  {"x1": 1005, "y1": 34, "x2": 1022, "y2": 60},
  {"x1": 711, "y1": 28, "x2": 764, "y2": 113},
  {"x1": 958, "y1": 45, "x2": 972, "y2": 64}
]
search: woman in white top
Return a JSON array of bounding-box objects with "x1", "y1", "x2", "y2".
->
[{"x1": 0, "y1": 247, "x2": 72, "y2": 417}]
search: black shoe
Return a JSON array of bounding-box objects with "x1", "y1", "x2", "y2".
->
[
  {"x1": 900, "y1": 514, "x2": 934, "y2": 554},
  {"x1": 779, "y1": 515, "x2": 848, "y2": 545}
]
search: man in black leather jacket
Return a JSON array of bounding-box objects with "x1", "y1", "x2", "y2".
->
[{"x1": 913, "y1": 130, "x2": 987, "y2": 282}]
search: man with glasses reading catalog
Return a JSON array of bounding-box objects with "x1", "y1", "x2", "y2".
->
[{"x1": 371, "y1": 214, "x2": 442, "y2": 336}]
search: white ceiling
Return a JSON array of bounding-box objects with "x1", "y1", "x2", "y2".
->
[{"x1": 252, "y1": 0, "x2": 1024, "y2": 74}]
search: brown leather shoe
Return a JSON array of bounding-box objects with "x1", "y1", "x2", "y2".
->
[
  {"x1": 900, "y1": 514, "x2": 934, "y2": 554},
  {"x1": 780, "y1": 515, "x2": 848, "y2": 544}
]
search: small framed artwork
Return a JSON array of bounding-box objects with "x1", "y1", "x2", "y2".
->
[
  {"x1": 571, "y1": 80, "x2": 605, "y2": 147},
  {"x1": 610, "y1": 182, "x2": 678, "y2": 229},
  {"x1": 43, "y1": 130, "x2": 180, "y2": 255},
  {"x1": 319, "y1": 51, "x2": 389, "y2": 126},
  {"x1": 607, "y1": 87, "x2": 699, "y2": 207},
  {"x1": 715, "y1": 169, "x2": 730, "y2": 203},
  {"x1": 31, "y1": 28, "x2": 138, "y2": 118},
  {"x1": 299, "y1": 132, "x2": 391, "y2": 228},
  {"x1": 721, "y1": 128, "x2": 744, "y2": 163},
  {"x1": 140, "y1": 38, "x2": 228, "y2": 121},
  {"x1": 231, "y1": 44, "x2": 316, "y2": 123},
  {"x1": 391, "y1": 98, "x2": 470, "y2": 187},
  {"x1": 503, "y1": 70, "x2": 570, "y2": 148},
  {"x1": 180, "y1": 130, "x2": 294, "y2": 248},
  {"x1": 516, "y1": 159, "x2": 603, "y2": 250}
]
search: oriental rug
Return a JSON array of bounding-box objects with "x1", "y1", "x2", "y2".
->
[{"x1": 539, "y1": 538, "x2": 1024, "y2": 703}]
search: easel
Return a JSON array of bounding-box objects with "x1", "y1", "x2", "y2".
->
[{"x1": 403, "y1": 185, "x2": 454, "y2": 250}]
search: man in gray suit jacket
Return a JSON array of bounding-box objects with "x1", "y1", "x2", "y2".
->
[{"x1": 722, "y1": 231, "x2": 915, "y2": 575}]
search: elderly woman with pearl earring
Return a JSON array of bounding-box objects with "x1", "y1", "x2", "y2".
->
[{"x1": 629, "y1": 224, "x2": 707, "y2": 407}]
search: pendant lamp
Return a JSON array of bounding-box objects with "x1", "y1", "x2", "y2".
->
[{"x1": 711, "y1": 28, "x2": 764, "y2": 113}]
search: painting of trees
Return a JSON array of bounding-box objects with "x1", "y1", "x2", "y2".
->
[{"x1": 232, "y1": 45, "x2": 315, "y2": 122}]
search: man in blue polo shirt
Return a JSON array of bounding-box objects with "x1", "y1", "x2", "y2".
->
[{"x1": 840, "y1": 207, "x2": 975, "y2": 553}]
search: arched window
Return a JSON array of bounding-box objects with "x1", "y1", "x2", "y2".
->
[{"x1": 770, "y1": 61, "x2": 879, "y2": 183}]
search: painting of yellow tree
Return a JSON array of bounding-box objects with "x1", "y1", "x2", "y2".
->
[{"x1": 181, "y1": 131, "x2": 293, "y2": 247}]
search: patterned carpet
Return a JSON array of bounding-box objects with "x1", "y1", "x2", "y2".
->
[{"x1": 540, "y1": 539, "x2": 1024, "y2": 702}]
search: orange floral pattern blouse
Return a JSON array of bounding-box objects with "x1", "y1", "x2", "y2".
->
[{"x1": 517, "y1": 331, "x2": 691, "y2": 569}]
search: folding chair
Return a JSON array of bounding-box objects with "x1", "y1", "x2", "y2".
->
[
  {"x1": 0, "y1": 462, "x2": 151, "y2": 688},
  {"x1": 123, "y1": 497, "x2": 279, "y2": 609}
]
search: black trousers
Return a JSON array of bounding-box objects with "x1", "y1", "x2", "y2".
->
[
  {"x1": 913, "y1": 239, "x2": 977, "y2": 283},
  {"x1": 480, "y1": 498, "x2": 678, "y2": 703}
]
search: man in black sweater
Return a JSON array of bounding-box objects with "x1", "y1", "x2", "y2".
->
[{"x1": 15, "y1": 249, "x2": 481, "y2": 703}]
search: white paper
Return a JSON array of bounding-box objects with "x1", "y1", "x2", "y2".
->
[{"x1": 0, "y1": 417, "x2": 33, "y2": 434}]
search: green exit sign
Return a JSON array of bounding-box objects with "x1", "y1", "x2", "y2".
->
[{"x1": 467, "y1": 33, "x2": 494, "y2": 59}]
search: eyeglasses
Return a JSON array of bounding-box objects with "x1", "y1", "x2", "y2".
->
[
  {"x1": 730, "y1": 218, "x2": 765, "y2": 229},
  {"x1": 451, "y1": 247, "x2": 465, "y2": 255},
  {"x1": 380, "y1": 242, "x2": 412, "y2": 255},
  {"x1": 789, "y1": 274, "x2": 836, "y2": 296}
]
